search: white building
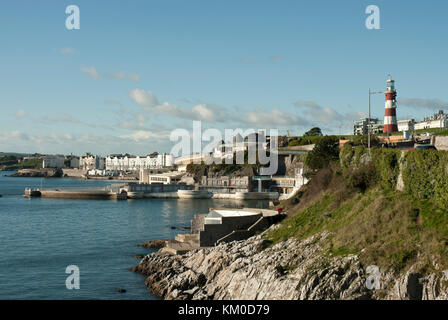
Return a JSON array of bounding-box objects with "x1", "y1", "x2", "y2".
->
[
  {"x1": 79, "y1": 153, "x2": 105, "y2": 170},
  {"x1": 106, "y1": 153, "x2": 173, "y2": 171},
  {"x1": 139, "y1": 170, "x2": 183, "y2": 185},
  {"x1": 414, "y1": 110, "x2": 448, "y2": 131},
  {"x1": 174, "y1": 132, "x2": 269, "y2": 172},
  {"x1": 42, "y1": 155, "x2": 65, "y2": 169},
  {"x1": 69, "y1": 157, "x2": 80, "y2": 169},
  {"x1": 353, "y1": 118, "x2": 384, "y2": 135},
  {"x1": 397, "y1": 119, "x2": 415, "y2": 132}
]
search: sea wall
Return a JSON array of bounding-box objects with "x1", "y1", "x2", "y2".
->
[
  {"x1": 62, "y1": 168, "x2": 87, "y2": 178},
  {"x1": 434, "y1": 136, "x2": 448, "y2": 151}
]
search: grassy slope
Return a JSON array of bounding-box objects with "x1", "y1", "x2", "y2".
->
[{"x1": 265, "y1": 167, "x2": 448, "y2": 274}]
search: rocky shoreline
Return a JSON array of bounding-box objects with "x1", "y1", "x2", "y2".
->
[
  {"x1": 10, "y1": 168, "x2": 63, "y2": 178},
  {"x1": 134, "y1": 226, "x2": 448, "y2": 300}
]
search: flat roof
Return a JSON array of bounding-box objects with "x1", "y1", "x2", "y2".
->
[
  {"x1": 148, "y1": 172, "x2": 183, "y2": 178},
  {"x1": 212, "y1": 209, "x2": 261, "y2": 217}
]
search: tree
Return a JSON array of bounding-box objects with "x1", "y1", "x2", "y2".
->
[
  {"x1": 304, "y1": 127, "x2": 323, "y2": 137},
  {"x1": 305, "y1": 136, "x2": 339, "y2": 170}
]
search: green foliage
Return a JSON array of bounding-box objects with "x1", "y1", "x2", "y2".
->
[
  {"x1": 341, "y1": 145, "x2": 448, "y2": 207},
  {"x1": 402, "y1": 150, "x2": 448, "y2": 208},
  {"x1": 349, "y1": 134, "x2": 380, "y2": 147},
  {"x1": 287, "y1": 139, "x2": 301, "y2": 147},
  {"x1": 343, "y1": 162, "x2": 378, "y2": 192},
  {"x1": 340, "y1": 145, "x2": 401, "y2": 190},
  {"x1": 0, "y1": 155, "x2": 18, "y2": 166},
  {"x1": 288, "y1": 135, "x2": 324, "y2": 146},
  {"x1": 304, "y1": 127, "x2": 323, "y2": 137},
  {"x1": 434, "y1": 129, "x2": 448, "y2": 136},
  {"x1": 265, "y1": 145, "x2": 448, "y2": 273},
  {"x1": 305, "y1": 136, "x2": 339, "y2": 170},
  {"x1": 0, "y1": 157, "x2": 42, "y2": 170},
  {"x1": 371, "y1": 148, "x2": 401, "y2": 189},
  {"x1": 265, "y1": 181, "x2": 448, "y2": 272}
]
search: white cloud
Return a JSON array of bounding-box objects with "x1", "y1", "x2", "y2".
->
[
  {"x1": 129, "y1": 89, "x2": 229, "y2": 122},
  {"x1": 243, "y1": 109, "x2": 308, "y2": 127},
  {"x1": 0, "y1": 130, "x2": 30, "y2": 142},
  {"x1": 127, "y1": 74, "x2": 141, "y2": 82},
  {"x1": 0, "y1": 130, "x2": 170, "y2": 155},
  {"x1": 81, "y1": 67, "x2": 141, "y2": 82},
  {"x1": 15, "y1": 109, "x2": 28, "y2": 119},
  {"x1": 238, "y1": 57, "x2": 252, "y2": 64},
  {"x1": 399, "y1": 98, "x2": 448, "y2": 110},
  {"x1": 268, "y1": 55, "x2": 284, "y2": 61},
  {"x1": 120, "y1": 130, "x2": 168, "y2": 142},
  {"x1": 80, "y1": 66, "x2": 100, "y2": 80},
  {"x1": 294, "y1": 100, "x2": 345, "y2": 124},
  {"x1": 191, "y1": 104, "x2": 221, "y2": 122},
  {"x1": 41, "y1": 114, "x2": 81, "y2": 124},
  {"x1": 129, "y1": 89, "x2": 159, "y2": 109},
  {"x1": 60, "y1": 47, "x2": 77, "y2": 55},
  {"x1": 105, "y1": 99, "x2": 123, "y2": 107},
  {"x1": 108, "y1": 71, "x2": 141, "y2": 82},
  {"x1": 129, "y1": 88, "x2": 315, "y2": 129}
]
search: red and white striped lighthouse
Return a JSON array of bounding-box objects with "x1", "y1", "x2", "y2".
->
[{"x1": 383, "y1": 75, "x2": 398, "y2": 133}]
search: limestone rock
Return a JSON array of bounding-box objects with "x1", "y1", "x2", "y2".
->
[{"x1": 135, "y1": 228, "x2": 448, "y2": 300}]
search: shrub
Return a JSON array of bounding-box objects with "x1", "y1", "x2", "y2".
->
[
  {"x1": 305, "y1": 136, "x2": 339, "y2": 170},
  {"x1": 343, "y1": 162, "x2": 378, "y2": 192}
]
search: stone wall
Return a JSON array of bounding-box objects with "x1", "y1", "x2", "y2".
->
[
  {"x1": 199, "y1": 214, "x2": 262, "y2": 246},
  {"x1": 434, "y1": 136, "x2": 448, "y2": 151}
]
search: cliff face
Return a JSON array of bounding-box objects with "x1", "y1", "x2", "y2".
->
[{"x1": 135, "y1": 227, "x2": 448, "y2": 300}]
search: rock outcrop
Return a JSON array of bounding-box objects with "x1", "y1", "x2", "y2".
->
[
  {"x1": 11, "y1": 168, "x2": 63, "y2": 178},
  {"x1": 135, "y1": 227, "x2": 448, "y2": 300},
  {"x1": 139, "y1": 240, "x2": 167, "y2": 249}
]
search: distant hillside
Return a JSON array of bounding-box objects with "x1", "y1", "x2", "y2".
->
[
  {"x1": 0, "y1": 152, "x2": 32, "y2": 158},
  {"x1": 0, "y1": 154, "x2": 42, "y2": 170}
]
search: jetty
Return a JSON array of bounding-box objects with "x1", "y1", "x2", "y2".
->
[{"x1": 24, "y1": 187, "x2": 127, "y2": 200}]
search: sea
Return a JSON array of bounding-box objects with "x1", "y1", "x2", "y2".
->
[{"x1": 0, "y1": 172, "x2": 268, "y2": 300}]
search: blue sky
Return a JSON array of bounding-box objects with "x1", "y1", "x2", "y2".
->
[{"x1": 1, "y1": 0, "x2": 448, "y2": 155}]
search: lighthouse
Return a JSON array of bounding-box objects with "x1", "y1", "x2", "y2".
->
[{"x1": 383, "y1": 75, "x2": 398, "y2": 133}]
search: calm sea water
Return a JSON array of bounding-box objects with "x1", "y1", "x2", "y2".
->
[{"x1": 0, "y1": 172, "x2": 267, "y2": 300}]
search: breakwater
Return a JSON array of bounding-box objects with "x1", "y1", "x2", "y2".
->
[{"x1": 25, "y1": 187, "x2": 127, "y2": 200}]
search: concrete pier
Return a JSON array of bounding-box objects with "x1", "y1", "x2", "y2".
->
[{"x1": 25, "y1": 187, "x2": 127, "y2": 200}]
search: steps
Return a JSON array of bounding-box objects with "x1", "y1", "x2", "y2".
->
[
  {"x1": 162, "y1": 233, "x2": 200, "y2": 255},
  {"x1": 175, "y1": 233, "x2": 199, "y2": 245}
]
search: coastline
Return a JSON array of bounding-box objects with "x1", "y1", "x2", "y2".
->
[
  {"x1": 3, "y1": 169, "x2": 136, "y2": 182},
  {"x1": 134, "y1": 227, "x2": 448, "y2": 300}
]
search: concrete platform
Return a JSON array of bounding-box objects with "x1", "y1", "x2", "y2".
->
[{"x1": 161, "y1": 240, "x2": 200, "y2": 255}]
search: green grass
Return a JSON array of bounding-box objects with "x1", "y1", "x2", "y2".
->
[
  {"x1": 370, "y1": 127, "x2": 448, "y2": 137},
  {"x1": 265, "y1": 186, "x2": 448, "y2": 273},
  {"x1": 287, "y1": 135, "x2": 348, "y2": 147}
]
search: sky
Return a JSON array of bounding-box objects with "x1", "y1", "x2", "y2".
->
[{"x1": 1, "y1": 0, "x2": 448, "y2": 156}]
